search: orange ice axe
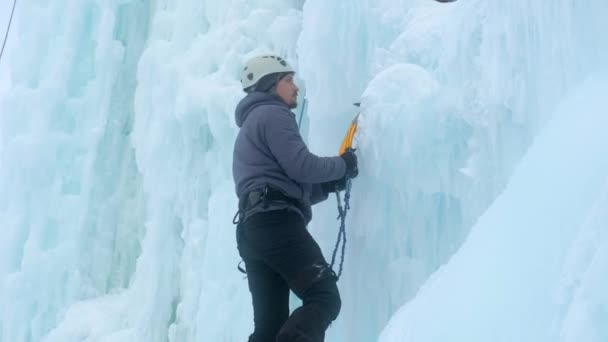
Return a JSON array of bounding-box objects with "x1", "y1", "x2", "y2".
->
[{"x1": 339, "y1": 103, "x2": 360, "y2": 155}]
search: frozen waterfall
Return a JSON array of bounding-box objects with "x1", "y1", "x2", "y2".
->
[{"x1": 0, "y1": 0, "x2": 606, "y2": 341}]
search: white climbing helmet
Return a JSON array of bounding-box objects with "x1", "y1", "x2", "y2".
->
[{"x1": 240, "y1": 55, "x2": 295, "y2": 90}]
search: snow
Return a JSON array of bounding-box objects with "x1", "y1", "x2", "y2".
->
[{"x1": 0, "y1": 0, "x2": 607, "y2": 341}]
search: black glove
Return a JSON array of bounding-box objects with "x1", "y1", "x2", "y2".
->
[
  {"x1": 321, "y1": 177, "x2": 347, "y2": 194},
  {"x1": 340, "y1": 149, "x2": 358, "y2": 179}
]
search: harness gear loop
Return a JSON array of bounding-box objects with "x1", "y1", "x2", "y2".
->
[
  {"x1": 237, "y1": 260, "x2": 247, "y2": 275},
  {"x1": 232, "y1": 185, "x2": 271, "y2": 225},
  {"x1": 232, "y1": 210, "x2": 242, "y2": 225}
]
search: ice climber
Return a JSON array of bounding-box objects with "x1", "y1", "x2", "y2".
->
[{"x1": 232, "y1": 55, "x2": 359, "y2": 342}]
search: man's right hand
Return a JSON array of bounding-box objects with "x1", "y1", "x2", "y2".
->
[{"x1": 340, "y1": 150, "x2": 358, "y2": 179}]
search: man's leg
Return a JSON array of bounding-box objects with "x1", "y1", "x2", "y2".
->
[
  {"x1": 244, "y1": 258, "x2": 290, "y2": 342},
  {"x1": 240, "y1": 209, "x2": 341, "y2": 341},
  {"x1": 240, "y1": 209, "x2": 341, "y2": 342},
  {"x1": 276, "y1": 276, "x2": 340, "y2": 342},
  {"x1": 238, "y1": 218, "x2": 289, "y2": 342}
]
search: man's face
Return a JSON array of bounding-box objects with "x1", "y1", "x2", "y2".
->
[{"x1": 275, "y1": 73, "x2": 299, "y2": 109}]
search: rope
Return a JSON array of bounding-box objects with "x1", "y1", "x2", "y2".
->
[
  {"x1": 0, "y1": 0, "x2": 17, "y2": 63},
  {"x1": 297, "y1": 97, "x2": 307, "y2": 129},
  {"x1": 329, "y1": 178, "x2": 352, "y2": 280}
]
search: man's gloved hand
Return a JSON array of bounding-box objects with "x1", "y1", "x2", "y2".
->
[
  {"x1": 321, "y1": 177, "x2": 347, "y2": 194},
  {"x1": 322, "y1": 149, "x2": 357, "y2": 194},
  {"x1": 340, "y1": 149, "x2": 358, "y2": 179}
]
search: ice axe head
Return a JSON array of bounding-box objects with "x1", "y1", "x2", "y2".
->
[{"x1": 339, "y1": 104, "x2": 361, "y2": 155}]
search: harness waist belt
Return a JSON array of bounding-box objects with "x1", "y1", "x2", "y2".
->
[{"x1": 240, "y1": 187, "x2": 299, "y2": 211}]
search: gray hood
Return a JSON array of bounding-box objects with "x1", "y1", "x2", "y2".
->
[{"x1": 235, "y1": 92, "x2": 286, "y2": 127}]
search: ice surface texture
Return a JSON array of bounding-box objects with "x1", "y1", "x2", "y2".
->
[{"x1": 0, "y1": 0, "x2": 607, "y2": 341}]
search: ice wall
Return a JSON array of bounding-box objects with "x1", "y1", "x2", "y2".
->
[
  {"x1": 379, "y1": 73, "x2": 608, "y2": 342},
  {"x1": 0, "y1": 1, "x2": 149, "y2": 341},
  {"x1": 1, "y1": 0, "x2": 607, "y2": 341},
  {"x1": 299, "y1": 1, "x2": 608, "y2": 340},
  {"x1": 0, "y1": 1, "x2": 306, "y2": 341}
]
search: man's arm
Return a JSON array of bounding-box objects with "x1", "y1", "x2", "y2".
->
[{"x1": 262, "y1": 106, "x2": 346, "y2": 183}]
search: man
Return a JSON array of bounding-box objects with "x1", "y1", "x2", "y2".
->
[{"x1": 232, "y1": 55, "x2": 358, "y2": 342}]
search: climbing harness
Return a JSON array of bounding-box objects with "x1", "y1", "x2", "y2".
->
[
  {"x1": 0, "y1": 0, "x2": 17, "y2": 63},
  {"x1": 329, "y1": 104, "x2": 360, "y2": 280}
]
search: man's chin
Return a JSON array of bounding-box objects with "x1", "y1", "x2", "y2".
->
[{"x1": 289, "y1": 101, "x2": 298, "y2": 109}]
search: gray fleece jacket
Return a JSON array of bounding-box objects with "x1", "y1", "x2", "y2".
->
[{"x1": 232, "y1": 92, "x2": 346, "y2": 223}]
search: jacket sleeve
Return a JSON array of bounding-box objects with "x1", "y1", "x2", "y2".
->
[
  {"x1": 262, "y1": 106, "x2": 346, "y2": 183},
  {"x1": 310, "y1": 183, "x2": 330, "y2": 205}
]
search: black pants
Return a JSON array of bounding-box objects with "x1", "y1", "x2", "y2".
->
[{"x1": 236, "y1": 209, "x2": 341, "y2": 342}]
